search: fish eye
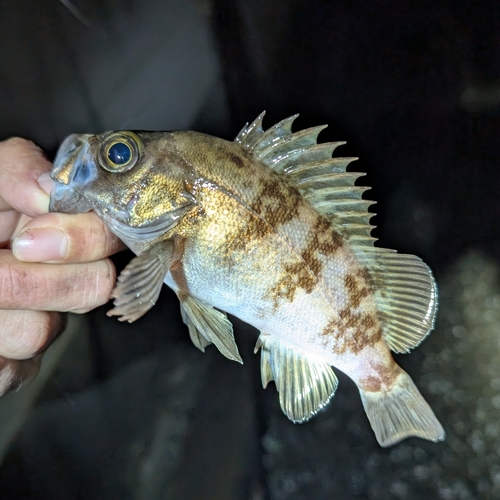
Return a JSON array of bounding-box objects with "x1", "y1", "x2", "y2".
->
[
  {"x1": 107, "y1": 142, "x2": 131, "y2": 165},
  {"x1": 98, "y1": 132, "x2": 142, "y2": 173}
]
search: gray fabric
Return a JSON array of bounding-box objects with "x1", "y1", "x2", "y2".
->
[{"x1": 0, "y1": 0, "x2": 224, "y2": 149}]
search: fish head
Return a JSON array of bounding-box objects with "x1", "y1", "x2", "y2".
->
[{"x1": 50, "y1": 131, "x2": 196, "y2": 243}]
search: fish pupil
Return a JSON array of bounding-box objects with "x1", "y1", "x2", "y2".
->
[{"x1": 108, "y1": 142, "x2": 131, "y2": 165}]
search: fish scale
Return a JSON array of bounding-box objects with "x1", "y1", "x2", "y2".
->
[{"x1": 49, "y1": 112, "x2": 444, "y2": 447}]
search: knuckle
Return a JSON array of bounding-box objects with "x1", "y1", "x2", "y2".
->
[
  {"x1": 1, "y1": 136, "x2": 32, "y2": 150},
  {"x1": 0, "y1": 260, "x2": 28, "y2": 308},
  {"x1": 70, "y1": 214, "x2": 114, "y2": 262},
  {"x1": 9, "y1": 312, "x2": 55, "y2": 358},
  {"x1": 0, "y1": 259, "x2": 47, "y2": 309},
  {"x1": 0, "y1": 356, "x2": 41, "y2": 396},
  {"x1": 0, "y1": 254, "x2": 116, "y2": 314},
  {"x1": 0, "y1": 310, "x2": 66, "y2": 360},
  {"x1": 76, "y1": 218, "x2": 108, "y2": 261},
  {"x1": 0, "y1": 137, "x2": 40, "y2": 159},
  {"x1": 71, "y1": 259, "x2": 116, "y2": 313}
]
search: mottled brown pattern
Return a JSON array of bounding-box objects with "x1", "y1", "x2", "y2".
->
[
  {"x1": 320, "y1": 265, "x2": 382, "y2": 353},
  {"x1": 227, "y1": 152, "x2": 245, "y2": 169},
  {"x1": 357, "y1": 266, "x2": 377, "y2": 292},
  {"x1": 250, "y1": 176, "x2": 302, "y2": 227},
  {"x1": 218, "y1": 172, "x2": 306, "y2": 266},
  {"x1": 300, "y1": 216, "x2": 343, "y2": 276},
  {"x1": 321, "y1": 312, "x2": 383, "y2": 354},
  {"x1": 344, "y1": 270, "x2": 373, "y2": 309},
  {"x1": 264, "y1": 213, "x2": 345, "y2": 309},
  {"x1": 172, "y1": 132, "x2": 313, "y2": 266},
  {"x1": 340, "y1": 309, "x2": 382, "y2": 352},
  {"x1": 360, "y1": 361, "x2": 400, "y2": 392},
  {"x1": 224, "y1": 212, "x2": 273, "y2": 256},
  {"x1": 266, "y1": 260, "x2": 318, "y2": 307}
]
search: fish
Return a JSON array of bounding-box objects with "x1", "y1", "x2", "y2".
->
[{"x1": 49, "y1": 112, "x2": 445, "y2": 447}]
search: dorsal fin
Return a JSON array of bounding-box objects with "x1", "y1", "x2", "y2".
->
[{"x1": 235, "y1": 112, "x2": 376, "y2": 244}]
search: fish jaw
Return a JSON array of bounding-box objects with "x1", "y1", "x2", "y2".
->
[{"x1": 100, "y1": 204, "x2": 195, "y2": 250}]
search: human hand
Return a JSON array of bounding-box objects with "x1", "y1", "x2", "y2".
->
[{"x1": 0, "y1": 137, "x2": 124, "y2": 396}]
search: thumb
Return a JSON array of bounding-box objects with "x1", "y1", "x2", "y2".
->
[{"x1": 0, "y1": 138, "x2": 52, "y2": 217}]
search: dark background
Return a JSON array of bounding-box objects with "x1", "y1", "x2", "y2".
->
[{"x1": 0, "y1": 1, "x2": 499, "y2": 499}]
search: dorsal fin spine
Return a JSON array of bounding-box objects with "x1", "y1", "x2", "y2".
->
[
  {"x1": 293, "y1": 171, "x2": 365, "y2": 187},
  {"x1": 235, "y1": 111, "x2": 266, "y2": 149},
  {"x1": 253, "y1": 114, "x2": 298, "y2": 151}
]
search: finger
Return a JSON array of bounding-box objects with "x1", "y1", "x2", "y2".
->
[
  {"x1": 0, "y1": 310, "x2": 67, "y2": 360},
  {"x1": 0, "y1": 210, "x2": 21, "y2": 247},
  {"x1": 12, "y1": 212, "x2": 126, "y2": 263},
  {"x1": 0, "y1": 138, "x2": 52, "y2": 216},
  {"x1": 0, "y1": 250, "x2": 116, "y2": 313},
  {"x1": 0, "y1": 354, "x2": 41, "y2": 396}
]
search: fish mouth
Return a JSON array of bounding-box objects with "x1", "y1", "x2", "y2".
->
[
  {"x1": 49, "y1": 133, "x2": 97, "y2": 214},
  {"x1": 49, "y1": 183, "x2": 93, "y2": 214}
]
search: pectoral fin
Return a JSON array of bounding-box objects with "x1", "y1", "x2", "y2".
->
[
  {"x1": 107, "y1": 239, "x2": 180, "y2": 322},
  {"x1": 255, "y1": 333, "x2": 338, "y2": 422},
  {"x1": 179, "y1": 294, "x2": 242, "y2": 363}
]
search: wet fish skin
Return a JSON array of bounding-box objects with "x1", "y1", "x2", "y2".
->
[{"x1": 49, "y1": 113, "x2": 445, "y2": 447}]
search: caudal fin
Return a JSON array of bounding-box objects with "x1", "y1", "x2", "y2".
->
[{"x1": 359, "y1": 369, "x2": 445, "y2": 447}]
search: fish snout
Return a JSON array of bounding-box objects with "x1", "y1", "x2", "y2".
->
[{"x1": 49, "y1": 133, "x2": 96, "y2": 214}]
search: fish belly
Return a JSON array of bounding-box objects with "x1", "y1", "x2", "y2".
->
[{"x1": 164, "y1": 229, "x2": 377, "y2": 372}]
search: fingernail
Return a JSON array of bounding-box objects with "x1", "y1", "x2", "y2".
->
[
  {"x1": 37, "y1": 172, "x2": 54, "y2": 195},
  {"x1": 13, "y1": 228, "x2": 68, "y2": 262}
]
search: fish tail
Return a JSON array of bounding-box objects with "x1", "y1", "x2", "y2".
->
[{"x1": 359, "y1": 369, "x2": 445, "y2": 447}]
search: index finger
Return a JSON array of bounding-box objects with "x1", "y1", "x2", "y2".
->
[{"x1": 0, "y1": 138, "x2": 52, "y2": 217}]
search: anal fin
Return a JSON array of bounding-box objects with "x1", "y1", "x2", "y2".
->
[
  {"x1": 255, "y1": 333, "x2": 338, "y2": 423},
  {"x1": 179, "y1": 294, "x2": 242, "y2": 363}
]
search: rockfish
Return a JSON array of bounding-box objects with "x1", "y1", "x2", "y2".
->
[{"x1": 49, "y1": 113, "x2": 445, "y2": 447}]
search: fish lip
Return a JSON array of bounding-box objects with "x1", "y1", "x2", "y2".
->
[{"x1": 49, "y1": 183, "x2": 93, "y2": 213}]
